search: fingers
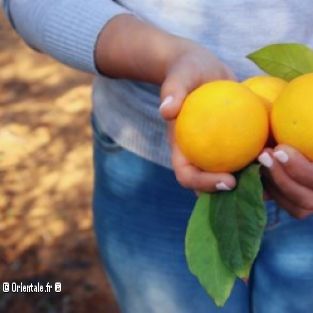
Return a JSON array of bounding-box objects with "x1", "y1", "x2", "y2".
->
[
  {"x1": 262, "y1": 175, "x2": 311, "y2": 219},
  {"x1": 272, "y1": 144, "x2": 313, "y2": 188},
  {"x1": 172, "y1": 144, "x2": 236, "y2": 192},
  {"x1": 259, "y1": 148, "x2": 313, "y2": 214}
]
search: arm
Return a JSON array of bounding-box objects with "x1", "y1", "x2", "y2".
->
[
  {"x1": 96, "y1": 14, "x2": 237, "y2": 192},
  {"x1": 3, "y1": 0, "x2": 129, "y2": 73},
  {"x1": 96, "y1": 14, "x2": 187, "y2": 84},
  {"x1": 95, "y1": 12, "x2": 313, "y2": 201},
  {"x1": 4, "y1": 1, "x2": 236, "y2": 191}
]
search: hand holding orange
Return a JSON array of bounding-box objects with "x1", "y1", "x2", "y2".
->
[
  {"x1": 183, "y1": 43, "x2": 313, "y2": 308},
  {"x1": 175, "y1": 73, "x2": 313, "y2": 173},
  {"x1": 175, "y1": 80, "x2": 269, "y2": 173}
]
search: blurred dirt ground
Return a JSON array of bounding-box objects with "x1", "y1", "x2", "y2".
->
[{"x1": 0, "y1": 11, "x2": 119, "y2": 313}]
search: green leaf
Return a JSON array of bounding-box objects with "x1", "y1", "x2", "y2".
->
[
  {"x1": 185, "y1": 193, "x2": 236, "y2": 307},
  {"x1": 247, "y1": 43, "x2": 313, "y2": 81},
  {"x1": 210, "y1": 164, "x2": 267, "y2": 278}
]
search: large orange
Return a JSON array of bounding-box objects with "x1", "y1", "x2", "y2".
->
[
  {"x1": 271, "y1": 73, "x2": 313, "y2": 161},
  {"x1": 175, "y1": 81, "x2": 269, "y2": 173}
]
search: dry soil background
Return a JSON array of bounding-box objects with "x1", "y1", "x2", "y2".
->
[{"x1": 0, "y1": 11, "x2": 119, "y2": 313}]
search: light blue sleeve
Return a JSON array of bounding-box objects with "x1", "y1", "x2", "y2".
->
[{"x1": 2, "y1": 0, "x2": 130, "y2": 73}]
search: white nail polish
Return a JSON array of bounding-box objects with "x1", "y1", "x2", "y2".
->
[
  {"x1": 216, "y1": 182, "x2": 232, "y2": 191},
  {"x1": 273, "y1": 150, "x2": 289, "y2": 163},
  {"x1": 258, "y1": 152, "x2": 273, "y2": 168},
  {"x1": 159, "y1": 95, "x2": 174, "y2": 111}
]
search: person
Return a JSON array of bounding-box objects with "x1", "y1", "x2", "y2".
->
[{"x1": 3, "y1": 1, "x2": 313, "y2": 312}]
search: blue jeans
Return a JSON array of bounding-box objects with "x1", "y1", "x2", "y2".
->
[{"x1": 92, "y1": 117, "x2": 313, "y2": 313}]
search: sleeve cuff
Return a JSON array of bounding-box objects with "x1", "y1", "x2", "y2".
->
[{"x1": 43, "y1": 0, "x2": 130, "y2": 74}]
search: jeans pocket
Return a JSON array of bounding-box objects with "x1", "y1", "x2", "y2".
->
[{"x1": 91, "y1": 115, "x2": 122, "y2": 153}]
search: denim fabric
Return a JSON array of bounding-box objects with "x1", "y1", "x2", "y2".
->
[
  {"x1": 92, "y1": 118, "x2": 313, "y2": 313},
  {"x1": 251, "y1": 208, "x2": 313, "y2": 313}
]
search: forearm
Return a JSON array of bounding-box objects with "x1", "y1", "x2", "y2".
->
[{"x1": 95, "y1": 14, "x2": 193, "y2": 84}]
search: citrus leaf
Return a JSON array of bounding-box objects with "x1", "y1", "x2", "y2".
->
[
  {"x1": 247, "y1": 43, "x2": 313, "y2": 81},
  {"x1": 210, "y1": 164, "x2": 267, "y2": 278},
  {"x1": 185, "y1": 193, "x2": 236, "y2": 307}
]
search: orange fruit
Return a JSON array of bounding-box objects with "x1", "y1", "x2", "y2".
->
[
  {"x1": 243, "y1": 76, "x2": 287, "y2": 147},
  {"x1": 175, "y1": 81, "x2": 269, "y2": 173},
  {"x1": 271, "y1": 73, "x2": 313, "y2": 161},
  {"x1": 242, "y1": 76, "x2": 287, "y2": 112}
]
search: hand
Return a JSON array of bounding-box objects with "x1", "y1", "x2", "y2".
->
[
  {"x1": 96, "y1": 14, "x2": 237, "y2": 192},
  {"x1": 258, "y1": 145, "x2": 313, "y2": 219},
  {"x1": 160, "y1": 44, "x2": 237, "y2": 192}
]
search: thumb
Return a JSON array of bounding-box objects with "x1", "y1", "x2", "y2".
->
[
  {"x1": 159, "y1": 77, "x2": 188, "y2": 121},
  {"x1": 159, "y1": 62, "x2": 236, "y2": 121},
  {"x1": 159, "y1": 62, "x2": 203, "y2": 121}
]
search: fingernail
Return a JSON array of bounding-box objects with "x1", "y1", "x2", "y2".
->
[
  {"x1": 216, "y1": 182, "x2": 232, "y2": 191},
  {"x1": 273, "y1": 150, "x2": 289, "y2": 163},
  {"x1": 258, "y1": 152, "x2": 273, "y2": 168},
  {"x1": 160, "y1": 95, "x2": 174, "y2": 111}
]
